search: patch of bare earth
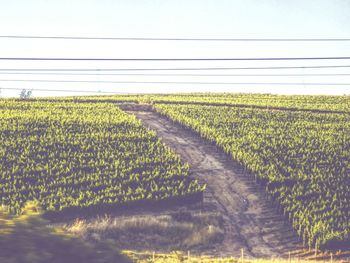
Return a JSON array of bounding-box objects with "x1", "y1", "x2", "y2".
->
[{"x1": 125, "y1": 106, "x2": 302, "y2": 259}]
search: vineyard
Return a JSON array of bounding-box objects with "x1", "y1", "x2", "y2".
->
[
  {"x1": 1, "y1": 93, "x2": 349, "y2": 256},
  {"x1": 154, "y1": 103, "x2": 350, "y2": 249},
  {"x1": 37, "y1": 93, "x2": 350, "y2": 113},
  {"x1": 146, "y1": 93, "x2": 350, "y2": 113},
  {"x1": 0, "y1": 100, "x2": 203, "y2": 215}
]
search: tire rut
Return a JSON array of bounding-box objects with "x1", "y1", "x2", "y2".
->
[{"x1": 127, "y1": 109, "x2": 301, "y2": 258}]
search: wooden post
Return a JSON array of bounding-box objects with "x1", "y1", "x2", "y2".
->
[
  {"x1": 187, "y1": 250, "x2": 190, "y2": 261},
  {"x1": 330, "y1": 252, "x2": 333, "y2": 263},
  {"x1": 152, "y1": 251, "x2": 155, "y2": 262},
  {"x1": 314, "y1": 240, "x2": 318, "y2": 258},
  {"x1": 241, "y1": 248, "x2": 244, "y2": 263},
  {"x1": 288, "y1": 251, "x2": 291, "y2": 263}
]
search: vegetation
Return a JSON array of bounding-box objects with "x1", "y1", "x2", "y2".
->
[
  {"x1": 0, "y1": 202, "x2": 344, "y2": 263},
  {"x1": 19, "y1": 89, "x2": 32, "y2": 100},
  {"x1": 1, "y1": 93, "x2": 349, "y2": 259},
  {"x1": 155, "y1": 104, "x2": 350, "y2": 249},
  {"x1": 35, "y1": 93, "x2": 350, "y2": 113},
  {"x1": 0, "y1": 100, "x2": 203, "y2": 215},
  {"x1": 0, "y1": 202, "x2": 131, "y2": 263},
  {"x1": 125, "y1": 250, "x2": 347, "y2": 263},
  {"x1": 146, "y1": 93, "x2": 350, "y2": 113},
  {"x1": 64, "y1": 211, "x2": 224, "y2": 251},
  {"x1": 0, "y1": 202, "x2": 342, "y2": 263}
]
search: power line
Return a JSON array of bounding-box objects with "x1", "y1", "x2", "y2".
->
[
  {"x1": 2, "y1": 56, "x2": 350, "y2": 61},
  {"x1": 0, "y1": 87, "x2": 122, "y2": 94},
  {"x1": 1, "y1": 65, "x2": 350, "y2": 71},
  {"x1": 1, "y1": 72, "x2": 350, "y2": 77},
  {"x1": 0, "y1": 79, "x2": 349, "y2": 85},
  {"x1": 1, "y1": 87, "x2": 348, "y2": 97},
  {"x1": 1, "y1": 35, "x2": 350, "y2": 41}
]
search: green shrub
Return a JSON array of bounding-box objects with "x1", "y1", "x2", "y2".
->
[{"x1": 0, "y1": 201, "x2": 131, "y2": 263}]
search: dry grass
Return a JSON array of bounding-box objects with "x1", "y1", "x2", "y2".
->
[
  {"x1": 62, "y1": 211, "x2": 224, "y2": 251},
  {"x1": 124, "y1": 250, "x2": 349, "y2": 263}
]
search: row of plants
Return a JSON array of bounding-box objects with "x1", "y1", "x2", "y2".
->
[
  {"x1": 155, "y1": 104, "x2": 350, "y2": 249},
  {"x1": 149, "y1": 93, "x2": 350, "y2": 113},
  {"x1": 32, "y1": 93, "x2": 350, "y2": 113},
  {"x1": 0, "y1": 100, "x2": 204, "y2": 215}
]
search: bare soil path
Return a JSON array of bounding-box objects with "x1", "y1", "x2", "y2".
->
[{"x1": 126, "y1": 107, "x2": 301, "y2": 259}]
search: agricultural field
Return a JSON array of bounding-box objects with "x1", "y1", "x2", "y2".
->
[
  {"x1": 1, "y1": 94, "x2": 349, "y2": 260},
  {"x1": 154, "y1": 103, "x2": 350, "y2": 249},
  {"x1": 0, "y1": 100, "x2": 203, "y2": 216},
  {"x1": 38, "y1": 93, "x2": 350, "y2": 113},
  {"x1": 146, "y1": 93, "x2": 350, "y2": 113}
]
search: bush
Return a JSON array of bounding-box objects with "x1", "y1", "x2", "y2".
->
[{"x1": 0, "y1": 202, "x2": 131, "y2": 263}]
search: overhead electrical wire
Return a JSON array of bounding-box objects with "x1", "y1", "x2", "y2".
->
[
  {"x1": 1, "y1": 35, "x2": 350, "y2": 41},
  {"x1": 0, "y1": 87, "x2": 122, "y2": 94},
  {"x1": 0, "y1": 79, "x2": 349, "y2": 85},
  {"x1": 1, "y1": 36, "x2": 348, "y2": 96},
  {"x1": 1, "y1": 65, "x2": 350, "y2": 71},
  {"x1": 0, "y1": 72, "x2": 350, "y2": 77},
  {"x1": 1, "y1": 56, "x2": 350, "y2": 61}
]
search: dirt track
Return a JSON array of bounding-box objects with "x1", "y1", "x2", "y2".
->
[{"x1": 127, "y1": 108, "x2": 301, "y2": 258}]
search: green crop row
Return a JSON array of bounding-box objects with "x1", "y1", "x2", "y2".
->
[
  {"x1": 155, "y1": 104, "x2": 350, "y2": 248},
  {"x1": 0, "y1": 101, "x2": 204, "y2": 215},
  {"x1": 32, "y1": 93, "x2": 350, "y2": 113}
]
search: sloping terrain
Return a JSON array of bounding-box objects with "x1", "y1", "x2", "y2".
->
[{"x1": 126, "y1": 106, "x2": 301, "y2": 258}]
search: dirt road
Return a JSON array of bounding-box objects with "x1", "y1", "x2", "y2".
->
[{"x1": 127, "y1": 108, "x2": 301, "y2": 258}]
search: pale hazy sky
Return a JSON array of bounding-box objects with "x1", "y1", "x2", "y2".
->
[{"x1": 0, "y1": 0, "x2": 350, "y2": 97}]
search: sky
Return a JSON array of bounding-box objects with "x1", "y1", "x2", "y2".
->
[{"x1": 0, "y1": 0, "x2": 350, "y2": 97}]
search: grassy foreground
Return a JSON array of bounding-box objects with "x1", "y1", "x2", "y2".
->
[
  {"x1": 124, "y1": 250, "x2": 347, "y2": 263},
  {"x1": 63, "y1": 211, "x2": 224, "y2": 251},
  {"x1": 0, "y1": 202, "x2": 131, "y2": 263}
]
